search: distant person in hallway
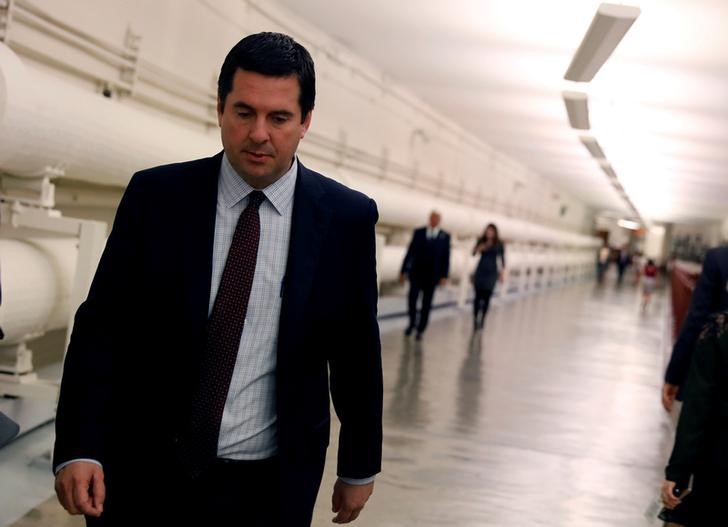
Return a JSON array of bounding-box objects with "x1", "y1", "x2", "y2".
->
[
  {"x1": 400, "y1": 211, "x2": 450, "y2": 340},
  {"x1": 597, "y1": 242, "x2": 610, "y2": 284},
  {"x1": 641, "y1": 258, "x2": 658, "y2": 312},
  {"x1": 471, "y1": 223, "x2": 505, "y2": 330},
  {"x1": 53, "y1": 32, "x2": 382, "y2": 527},
  {"x1": 663, "y1": 246, "x2": 728, "y2": 412},
  {"x1": 661, "y1": 311, "x2": 728, "y2": 526},
  {"x1": 616, "y1": 245, "x2": 631, "y2": 285}
]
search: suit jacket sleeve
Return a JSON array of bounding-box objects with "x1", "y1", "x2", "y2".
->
[
  {"x1": 665, "y1": 250, "x2": 722, "y2": 386},
  {"x1": 401, "y1": 229, "x2": 417, "y2": 275},
  {"x1": 53, "y1": 173, "x2": 145, "y2": 471},
  {"x1": 329, "y1": 199, "x2": 383, "y2": 479},
  {"x1": 665, "y1": 315, "x2": 724, "y2": 485}
]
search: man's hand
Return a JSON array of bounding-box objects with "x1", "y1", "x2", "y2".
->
[
  {"x1": 439, "y1": 278, "x2": 448, "y2": 287},
  {"x1": 399, "y1": 273, "x2": 407, "y2": 285},
  {"x1": 55, "y1": 461, "x2": 105, "y2": 517},
  {"x1": 661, "y1": 480, "x2": 685, "y2": 510},
  {"x1": 662, "y1": 383, "x2": 679, "y2": 411},
  {"x1": 332, "y1": 479, "x2": 374, "y2": 524}
]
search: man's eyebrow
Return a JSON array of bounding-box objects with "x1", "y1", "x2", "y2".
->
[{"x1": 230, "y1": 103, "x2": 294, "y2": 117}]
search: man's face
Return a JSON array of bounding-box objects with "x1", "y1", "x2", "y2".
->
[
  {"x1": 218, "y1": 69, "x2": 312, "y2": 188},
  {"x1": 429, "y1": 213, "x2": 441, "y2": 228}
]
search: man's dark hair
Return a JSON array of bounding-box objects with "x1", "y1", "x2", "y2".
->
[{"x1": 218, "y1": 32, "x2": 315, "y2": 122}]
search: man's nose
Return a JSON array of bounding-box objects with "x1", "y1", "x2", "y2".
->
[{"x1": 249, "y1": 117, "x2": 270, "y2": 143}]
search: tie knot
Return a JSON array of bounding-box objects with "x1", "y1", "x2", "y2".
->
[{"x1": 247, "y1": 191, "x2": 265, "y2": 210}]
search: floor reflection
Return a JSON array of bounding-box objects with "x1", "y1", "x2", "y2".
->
[
  {"x1": 455, "y1": 333, "x2": 484, "y2": 434},
  {"x1": 313, "y1": 281, "x2": 673, "y2": 526},
  {"x1": 388, "y1": 339, "x2": 426, "y2": 427}
]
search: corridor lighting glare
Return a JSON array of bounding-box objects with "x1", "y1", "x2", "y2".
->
[
  {"x1": 618, "y1": 219, "x2": 640, "y2": 230},
  {"x1": 579, "y1": 136, "x2": 606, "y2": 159},
  {"x1": 562, "y1": 91, "x2": 590, "y2": 130},
  {"x1": 564, "y1": 3, "x2": 641, "y2": 82}
]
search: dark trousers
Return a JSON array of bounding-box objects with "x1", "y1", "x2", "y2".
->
[
  {"x1": 473, "y1": 287, "x2": 494, "y2": 323},
  {"x1": 408, "y1": 281, "x2": 436, "y2": 333},
  {"x1": 86, "y1": 457, "x2": 280, "y2": 526}
]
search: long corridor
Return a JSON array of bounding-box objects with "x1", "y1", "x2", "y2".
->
[{"x1": 314, "y1": 281, "x2": 674, "y2": 526}]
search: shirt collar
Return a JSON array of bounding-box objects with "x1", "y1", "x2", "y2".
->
[{"x1": 219, "y1": 153, "x2": 297, "y2": 215}]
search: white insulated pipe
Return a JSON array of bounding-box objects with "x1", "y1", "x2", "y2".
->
[
  {"x1": 0, "y1": 42, "x2": 219, "y2": 185},
  {"x1": 378, "y1": 245, "x2": 472, "y2": 283},
  {"x1": 329, "y1": 165, "x2": 599, "y2": 248},
  {"x1": 0, "y1": 238, "x2": 76, "y2": 345},
  {"x1": 0, "y1": 43, "x2": 599, "y2": 248}
]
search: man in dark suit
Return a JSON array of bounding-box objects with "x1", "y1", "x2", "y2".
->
[
  {"x1": 400, "y1": 211, "x2": 450, "y2": 340},
  {"x1": 663, "y1": 246, "x2": 728, "y2": 411},
  {"x1": 53, "y1": 32, "x2": 382, "y2": 526}
]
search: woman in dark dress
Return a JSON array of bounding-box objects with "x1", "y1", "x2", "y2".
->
[
  {"x1": 472, "y1": 224, "x2": 505, "y2": 330},
  {"x1": 661, "y1": 311, "x2": 728, "y2": 525}
]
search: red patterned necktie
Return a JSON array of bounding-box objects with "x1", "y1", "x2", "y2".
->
[{"x1": 178, "y1": 190, "x2": 265, "y2": 478}]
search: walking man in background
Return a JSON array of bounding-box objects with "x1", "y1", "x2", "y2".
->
[
  {"x1": 400, "y1": 211, "x2": 450, "y2": 340},
  {"x1": 53, "y1": 32, "x2": 382, "y2": 526}
]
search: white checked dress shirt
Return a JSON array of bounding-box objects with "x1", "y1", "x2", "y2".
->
[{"x1": 213, "y1": 153, "x2": 295, "y2": 459}]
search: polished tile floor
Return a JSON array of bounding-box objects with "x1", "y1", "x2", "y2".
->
[
  {"x1": 314, "y1": 281, "x2": 673, "y2": 526},
  {"x1": 4, "y1": 279, "x2": 674, "y2": 526}
]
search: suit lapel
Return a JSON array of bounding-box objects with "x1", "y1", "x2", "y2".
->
[
  {"x1": 182, "y1": 152, "x2": 222, "y2": 347},
  {"x1": 279, "y1": 163, "x2": 332, "y2": 346}
]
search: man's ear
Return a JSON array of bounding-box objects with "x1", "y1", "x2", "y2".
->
[
  {"x1": 300, "y1": 110, "x2": 313, "y2": 138},
  {"x1": 217, "y1": 98, "x2": 224, "y2": 127}
]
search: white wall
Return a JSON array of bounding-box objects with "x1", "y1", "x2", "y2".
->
[
  {"x1": 2, "y1": 0, "x2": 592, "y2": 234},
  {"x1": 643, "y1": 225, "x2": 666, "y2": 262}
]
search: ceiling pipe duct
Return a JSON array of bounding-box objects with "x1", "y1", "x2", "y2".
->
[
  {"x1": 564, "y1": 3, "x2": 641, "y2": 82},
  {"x1": 579, "y1": 136, "x2": 606, "y2": 159},
  {"x1": 562, "y1": 91, "x2": 590, "y2": 130}
]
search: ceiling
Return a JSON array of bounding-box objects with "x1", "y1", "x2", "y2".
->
[{"x1": 273, "y1": 0, "x2": 728, "y2": 224}]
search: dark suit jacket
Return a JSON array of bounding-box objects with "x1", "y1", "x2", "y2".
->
[
  {"x1": 665, "y1": 246, "x2": 728, "y2": 388},
  {"x1": 665, "y1": 311, "x2": 728, "y2": 522},
  {"x1": 400, "y1": 227, "x2": 450, "y2": 286},
  {"x1": 53, "y1": 153, "x2": 383, "y2": 526}
]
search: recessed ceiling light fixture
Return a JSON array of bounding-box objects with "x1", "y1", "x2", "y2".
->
[
  {"x1": 562, "y1": 91, "x2": 590, "y2": 129},
  {"x1": 564, "y1": 3, "x2": 641, "y2": 82},
  {"x1": 579, "y1": 135, "x2": 606, "y2": 159},
  {"x1": 618, "y1": 219, "x2": 640, "y2": 230},
  {"x1": 599, "y1": 161, "x2": 617, "y2": 179}
]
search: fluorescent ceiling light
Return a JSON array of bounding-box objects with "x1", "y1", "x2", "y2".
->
[
  {"x1": 618, "y1": 219, "x2": 640, "y2": 230},
  {"x1": 564, "y1": 3, "x2": 641, "y2": 82},
  {"x1": 579, "y1": 135, "x2": 606, "y2": 159},
  {"x1": 562, "y1": 91, "x2": 590, "y2": 130},
  {"x1": 599, "y1": 160, "x2": 618, "y2": 179}
]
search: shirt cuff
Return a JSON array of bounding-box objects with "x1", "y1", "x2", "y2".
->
[
  {"x1": 338, "y1": 475, "x2": 376, "y2": 485},
  {"x1": 54, "y1": 458, "x2": 103, "y2": 475}
]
